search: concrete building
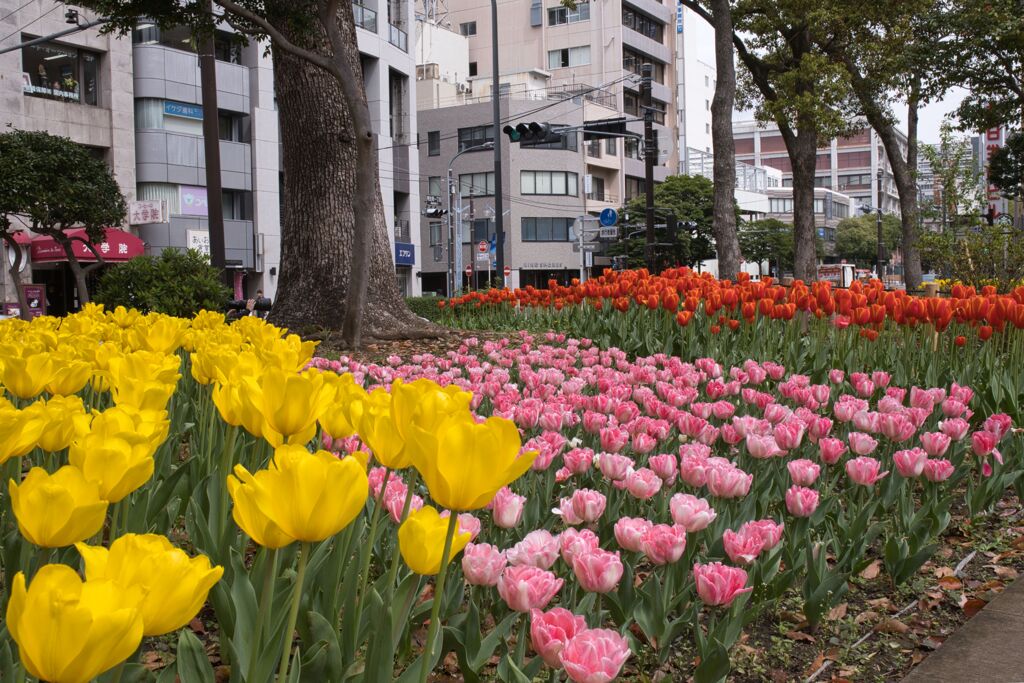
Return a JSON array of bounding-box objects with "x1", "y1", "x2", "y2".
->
[
  {"x1": 762, "y1": 187, "x2": 854, "y2": 258},
  {"x1": 0, "y1": 2, "x2": 136, "y2": 313},
  {"x1": 675, "y1": 5, "x2": 715, "y2": 169},
  {"x1": 733, "y1": 119, "x2": 905, "y2": 216},
  {"x1": 440, "y1": 0, "x2": 679, "y2": 199}
]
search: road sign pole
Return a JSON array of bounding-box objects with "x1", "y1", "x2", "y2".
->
[{"x1": 579, "y1": 217, "x2": 587, "y2": 284}]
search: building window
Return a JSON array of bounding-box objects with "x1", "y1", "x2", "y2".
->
[
  {"x1": 471, "y1": 218, "x2": 495, "y2": 243},
  {"x1": 459, "y1": 21, "x2": 477, "y2": 35},
  {"x1": 622, "y1": 91, "x2": 666, "y2": 124},
  {"x1": 132, "y1": 25, "x2": 242, "y2": 64},
  {"x1": 459, "y1": 171, "x2": 495, "y2": 197},
  {"x1": 521, "y1": 171, "x2": 578, "y2": 196},
  {"x1": 586, "y1": 139, "x2": 602, "y2": 158},
  {"x1": 21, "y1": 39, "x2": 100, "y2": 106},
  {"x1": 834, "y1": 202, "x2": 849, "y2": 219},
  {"x1": 222, "y1": 190, "x2": 253, "y2": 220},
  {"x1": 622, "y1": 6, "x2": 664, "y2": 42},
  {"x1": 429, "y1": 221, "x2": 443, "y2": 246},
  {"x1": 522, "y1": 217, "x2": 574, "y2": 241},
  {"x1": 218, "y1": 112, "x2": 250, "y2": 142},
  {"x1": 529, "y1": 129, "x2": 578, "y2": 151},
  {"x1": 625, "y1": 176, "x2": 646, "y2": 201},
  {"x1": 705, "y1": 123, "x2": 710, "y2": 134},
  {"x1": 622, "y1": 49, "x2": 665, "y2": 84},
  {"x1": 705, "y1": 75, "x2": 709, "y2": 86},
  {"x1": 587, "y1": 176, "x2": 607, "y2": 201},
  {"x1": 427, "y1": 176, "x2": 443, "y2": 198},
  {"x1": 458, "y1": 125, "x2": 493, "y2": 152},
  {"x1": 427, "y1": 130, "x2": 440, "y2": 156},
  {"x1": 605, "y1": 138, "x2": 616, "y2": 156},
  {"x1": 814, "y1": 175, "x2": 832, "y2": 188},
  {"x1": 547, "y1": 45, "x2": 591, "y2": 69},
  {"x1": 468, "y1": 61, "x2": 478, "y2": 77},
  {"x1": 214, "y1": 33, "x2": 241, "y2": 63},
  {"x1": 624, "y1": 137, "x2": 641, "y2": 160},
  {"x1": 548, "y1": 2, "x2": 590, "y2": 25},
  {"x1": 769, "y1": 198, "x2": 794, "y2": 213}
]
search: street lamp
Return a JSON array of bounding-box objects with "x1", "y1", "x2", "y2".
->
[
  {"x1": 876, "y1": 168, "x2": 884, "y2": 283},
  {"x1": 447, "y1": 141, "x2": 494, "y2": 297}
]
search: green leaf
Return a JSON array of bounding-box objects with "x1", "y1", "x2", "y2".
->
[
  {"x1": 693, "y1": 639, "x2": 731, "y2": 683},
  {"x1": 175, "y1": 629, "x2": 215, "y2": 683}
]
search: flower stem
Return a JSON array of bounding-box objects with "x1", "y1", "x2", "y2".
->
[
  {"x1": 278, "y1": 541, "x2": 311, "y2": 682},
  {"x1": 249, "y1": 546, "x2": 278, "y2": 680},
  {"x1": 385, "y1": 470, "x2": 420, "y2": 592},
  {"x1": 418, "y1": 513, "x2": 459, "y2": 683},
  {"x1": 352, "y1": 468, "x2": 391, "y2": 631}
]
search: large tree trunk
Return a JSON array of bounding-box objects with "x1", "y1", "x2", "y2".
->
[
  {"x1": 265, "y1": 3, "x2": 438, "y2": 342},
  {"x1": 790, "y1": 125, "x2": 819, "y2": 281},
  {"x1": 899, "y1": 81, "x2": 923, "y2": 291},
  {"x1": 1, "y1": 234, "x2": 30, "y2": 321},
  {"x1": 709, "y1": 0, "x2": 742, "y2": 280}
]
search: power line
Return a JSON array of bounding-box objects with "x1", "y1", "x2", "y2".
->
[
  {"x1": 0, "y1": 3, "x2": 61, "y2": 45},
  {"x1": 0, "y1": 0, "x2": 36, "y2": 29}
]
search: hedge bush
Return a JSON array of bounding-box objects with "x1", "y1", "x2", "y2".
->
[
  {"x1": 95, "y1": 248, "x2": 231, "y2": 317},
  {"x1": 404, "y1": 296, "x2": 447, "y2": 323}
]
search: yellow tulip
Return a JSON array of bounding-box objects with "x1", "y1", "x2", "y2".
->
[
  {"x1": 192, "y1": 309, "x2": 226, "y2": 330},
  {"x1": 398, "y1": 506, "x2": 471, "y2": 575},
  {"x1": 44, "y1": 355, "x2": 92, "y2": 396},
  {"x1": 7, "y1": 565, "x2": 143, "y2": 683},
  {"x1": 69, "y1": 407, "x2": 163, "y2": 502},
  {"x1": 318, "y1": 372, "x2": 367, "y2": 439},
  {"x1": 76, "y1": 533, "x2": 224, "y2": 636},
  {"x1": 9, "y1": 466, "x2": 108, "y2": 547},
  {"x1": 357, "y1": 388, "x2": 410, "y2": 469},
  {"x1": 108, "y1": 305, "x2": 143, "y2": 329},
  {"x1": 190, "y1": 345, "x2": 239, "y2": 385},
  {"x1": 112, "y1": 379, "x2": 177, "y2": 412},
  {"x1": 128, "y1": 315, "x2": 188, "y2": 354},
  {"x1": 391, "y1": 378, "x2": 472, "y2": 441},
  {"x1": 34, "y1": 395, "x2": 86, "y2": 452},
  {"x1": 228, "y1": 445, "x2": 368, "y2": 547},
  {"x1": 410, "y1": 415, "x2": 537, "y2": 511},
  {"x1": 0, "y1": 403, "x2": 45, "y2": 464},
  {"x1": 2, "y1": 352, "x2": 54, "y2": 399}
]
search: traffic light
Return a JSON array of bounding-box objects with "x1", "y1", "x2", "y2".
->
[
  {"x1": 423, "y1": 206, "x2": 448, "y2": 218},
  {"x1": 666, "y1": 213, "x2": 678, "y2": 243},
  {"x1": 503, "y1": 122, "x2": 564, "y2": 146},
  {"x1": 582, "y1": 117, "x2": 627, "y2": 140}
]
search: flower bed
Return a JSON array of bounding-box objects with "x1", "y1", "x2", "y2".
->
[{"x1": 0, "y1": 307, "x2": 1020, "y2": 683}]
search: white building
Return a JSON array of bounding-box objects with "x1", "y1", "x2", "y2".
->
[{"x1": 675, "y1": 5, "x2": 716, "y2": 166}]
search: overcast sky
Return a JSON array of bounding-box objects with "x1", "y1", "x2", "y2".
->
[{"x1": 896, "y1": 87, "x2": 968, "y2": 144}]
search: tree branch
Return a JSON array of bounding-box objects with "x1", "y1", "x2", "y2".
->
[{"x1": 213, "y1": 0, "x2": 339, "y2": 76}]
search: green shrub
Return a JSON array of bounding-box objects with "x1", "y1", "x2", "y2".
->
[
  {"x1": 405, "y1": 296, "x2": 447, "y2": 323},
  {"x1": 95, "y1": 248, "x2": 231, "y2": 317}
]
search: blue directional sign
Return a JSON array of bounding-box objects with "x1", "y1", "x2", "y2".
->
[{"x1": 599, "y1": 208, "x2": 618, "y2": 227}]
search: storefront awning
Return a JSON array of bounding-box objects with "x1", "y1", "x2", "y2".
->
[
  {"x1": 9, "y1": 231, "x2": 31, "y2": 245},
  {"x1": 30, "y1": 228, "x2": 145, "y2": 263}
]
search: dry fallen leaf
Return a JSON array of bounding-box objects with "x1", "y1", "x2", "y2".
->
[
  {"x1": 860, "y1": 559, "x2": 882, "y2": 579},
  {"x1": 920, "y1": 636, "x2": 945, "y2": 650},
  {"x1": 938, "y1": 576, "x2": 963, "y2": 590},
  {"x1": 933, "y1": 566, "x2": 956, "y2": 578},
  {"x1": 874, "y1": 618, "x2": 910, "y2": 634},
  {"x1": 827, "y1": 603, "x2": 848, "y2": 620},
  {"x1": 867, "y1": 597, "x2": 893, "y2": 611},
  {"x1": 854, "y1": 610, "x2": 879, "y2": 625},
  {"x1": 785, "y1": 630, "x2": 817, "y2": 643},
  {"x1": 189, "y1": 618, "x2": 205, "y2": 634},
  {"x1": 993, "y1": 566, "x2": 1019, "y2": 580},
  {"x1": 961, "y1": 598, "x2": 987, "y2": 619}
]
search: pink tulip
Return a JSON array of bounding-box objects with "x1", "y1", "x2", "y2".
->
[
  {"x1": 531, "y1": 608, "x2": 587, "y2": 669},
  {"x1": 507, "y1": 529, "x2": 561, "y2": 569},
  {"x1": 920, "y1": 432, "x2": 951, "y2": 457},
  {"x1": 491, "y1": 487, "x2": 526, "y2": 529},
  {"x1": 787, "y1": 459, "x2": 821, "y2": 486},
  {"x1": 599, "y1": 427, "x2": 630, "y2": 453},
  {"x1": 746, "y1": 433, "x2": 783, "y2": 459},
  {"x1": 763, "y1": 403, "x2": 792, "y2": 424},
  {"x1": 723, "y1": 528, "x2": 765, "y2": 564},
  {"x1": 631, "y1": 432, "x2": 657, "y2": 454},
  {"x1": 941, "y1": 398, "x2": 967, "y2": 418},
  {"x1": 572, "y1": 549, "x2": 624, "y2": 593},
  {"x1": 845, "y1": 456, "x2": 888, "y2": 486},
  {"x1": 983, "y1": 414, "x2": 1013, "y2": 440},
  {"x1": 614, "y1": 517, "x2": 653, "y2": 553},
  {"x1": 497, "y1": 565, "x2": 564, "y2": 612},
  {"x1": 639, "y1": 523, "x2": 687, "y2": 565},
  {"x1": 848, "y1": 432, "x2": 879, "y2": 456},
  {"x1": 740, "y1": 519, "x2": 784, "y2": 549},
  {"x1": 559, "y1": 528, "x2": 600, "y2": 566},
  {"x1": 669, "y1": 493, "x2": 717, "y2": 532},
  {"x1": 773, "y1": 421, "x2": 806, "y2": 451},
  {"x1": 971, "y1": 431, "x2": 999, "y2": 456},
  {"x1": 818, "y1": 437, "x2": 848, "y2": 465},
  {"x1": 922, "y1": 458, "x2": 955, "y2": 482},
  {"x1": 706, "y1": 464, "x2": 753, "y2": 499},
  {"x1": 556, "y1": 497, "x2": 585, "y2": 526},
  {"x1": 678, "y1": 453, "x2": 710, "y2": 487},
  {"x1": 582, "y1": 411, "x2": 608, "y2": 435},
  {"x1": 879, "y1": 414, "x2": 916, "y2": 442},
  {"x1": 648, "y1": 453, "x2": 678, "y2": 482},
  {"x1": 597, "y1": 453, "x2": 633, "y2": 481},
  {"x1": 893, "y1": 448, "x2": 928, "y2": 478},
  {"x1": 829, "y1": 369, "x2": 845, "y2": 384},
  {"x1": 939, "y1": 417, "x2": 970, "y2": 441},
  {"x1": 569, "y1": 488, "x2": 607, "y2": 523},
  {"x1": 564, "y1": 447, "x2": 595, "y2": 474},
  {"x1": 808, "y1": 416, "x2": 834, "y2": 442},
  {"x1": 693, "y1": 562, "x2": 752, "y2": 606},
  {"x1": 871, "y1": 371, "x2": 891, "y2": 388},
  {"x1": 625, "y1": 467, "x2": 662, "y2": 500},
  {"x1": 559, "y1": 628, "x2": 631, "y2": 683},
  {"x1": 462, "y1": 543, "x2": 507, "y2": 586},
  {"x1": 785, "y1": 486, "x2": 819, "y2": 517}
]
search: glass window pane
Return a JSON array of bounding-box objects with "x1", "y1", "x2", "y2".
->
[
  {"x1": 551, "y1": 172, "x2": 566, "y2": 195},
  {"x1": 567, "y1": 173, "x2": 577, "y2": 196},
  {"x1": 538, "y1": 218, "x2": 552, "y2": 240},
  {"x1": 536, "y1": 172, "x2": 552, "y2": 194},
  {"x1": 521, "y1": 172, "x2": 535, "y2": 194}
]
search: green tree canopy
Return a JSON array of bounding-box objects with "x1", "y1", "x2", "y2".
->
[
  {"x1": 738, "y1": 218, "x2": 794, "y2": 274},
  {"x1": 624, "y1": 174, "x2": 720, "y2": 266},
  {"x1": 95, "y1": 248, "x2": 230, "y2": 316},
  {"x1": 834, "y1": 214, "x2": 901, "y2": 267},
  {"x1": 989, "y1": 131, "x2": 1024, "y2": 201},
  {"x1": 919, "y1": 225, "x2": 1024, "y2": 292}
]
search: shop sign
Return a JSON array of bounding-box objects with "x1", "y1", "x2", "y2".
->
[
  {"x1": 164, "y1": 101, "x2": 204, "y2": 120},
  {"x1": 187, "y1": 230, "x2": 211, "y2": 256},
  {"x1": 395, "y1": 242, "x2": 415, "y2": 266}
]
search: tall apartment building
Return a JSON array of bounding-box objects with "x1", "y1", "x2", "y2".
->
[
  {"x1": 0, "y1": 0, "x2": 420, "y2": 314},
  {"x1": 674, "y1": 5, "x2": 715, "y2": 169},
  {"x1": 443, "y1": 0, "x2": 679, "y2": 200},
  {"x1": 733, "y1": 119, "x2": 904, "y2": 216}
]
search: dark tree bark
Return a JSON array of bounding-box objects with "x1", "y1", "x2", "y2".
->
[
  {"x1": 243, "y1": 0, "x2": 437, "y2": 344},
  {"x1": 790, "y1": 123, "x2": 820, "y2": 281},
  {"x1": 1, "y1": 234, "x2": 30, "y2": 321},
  {"x1": 709, "y1": 0, "x2": 742, "y2": 280}
]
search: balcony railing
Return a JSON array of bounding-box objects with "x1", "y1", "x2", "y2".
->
[
  {"x1": 586, "y1": 192, "x2": 618, "y2": 204},
  {"x1": 388, "y1": 24, "x2": 408, "y2": 51},
  {"x1": 353, "y1": 2, "x2": 377, "y2": 32},
  {"x1": 394, "y1": 219, "x2": 411, "y2": 243}
]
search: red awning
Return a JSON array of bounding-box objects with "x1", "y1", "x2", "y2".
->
[
  {"x1": 9, "y1": 231, "x2": 31, "y2": 245},
  {"x1": 30, "y1": 228, "x2": 145, "y2": 264}
]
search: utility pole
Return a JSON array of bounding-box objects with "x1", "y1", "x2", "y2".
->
[
  {"x1": 490, "y1": 0, "x2": 505, "y2": 285},
  {"x1": 876, "y1": 168, "x2": 884, "y2": 283},
  {"x1": 199, "y1": 12, "x2": 226, "y2": 276},
  {"x1": 446, "y1": 170, "x2": 455, "y2": 297},
  {"x1": 641, "y1": 63, "x2": 656, "y2": 271}
]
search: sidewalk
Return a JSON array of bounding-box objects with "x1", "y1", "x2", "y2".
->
[{"x1": 903, "y1": 576, "x2": 1024, "y2": 682}]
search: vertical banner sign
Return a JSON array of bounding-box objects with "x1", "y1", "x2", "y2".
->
[
  {"x1": 985, "y1": 126, "x2": 1007, "y2": 219},
  {"x1": 676, "y1": 4, "x2": 683, "y2": 33}
]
